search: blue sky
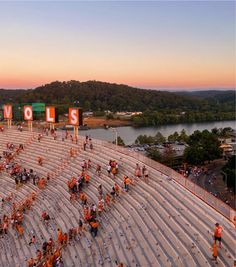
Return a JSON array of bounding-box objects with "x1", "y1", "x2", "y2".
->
[{"x1": 0, "y1": 1, "x2": 235, "y2": 90}]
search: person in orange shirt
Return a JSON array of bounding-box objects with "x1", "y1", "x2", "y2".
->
[
  {"x1": 214, "y1": 223, "x2": 223, "y2": 247},
  {"x1": 27, "y1": 258, "x2": 34, "y2": 267},
  {"x1": 85, "y1": 174, "x2": 90, "y2": 184},
  {"x1": 63, "y1": 232, "x2": 68, "y2": 245},
  {"x1": 16, "y1": 224, "x2": 23, "y2": 237},
  {"x1": 69, "y1": 147, "x2": 74, "y2": 157},
  {"x1": 38, "y1": 157, "x2": 43, "y2": 166},
  {"x1": 98, "y1": 200, "x2": 105, "y2": 216},
  {"x1": 90, "y1": 220, "x2": 99, "y2": 237},
  {"x1": 53, "y1": 248, "x2": 60, "y2": 262},
  {"x1": 124, "y1": 176, "x2": 130, "y2": 192},
  {"x1": 83, "y1": 207, "x2": 91, "y2": 222},
  {"x1": 45, "y1": 257, "x2": 53, "y2": 267},
  {"x1": 211, "y1": 243, "x2": 218, "y2": 264},
  {"x1": 57, "y1": 229, "x2": 63, "y2": 245},
  {"x1": 80, "y1": 192, "x2": 87, "y2": 205},
  {"x1": 105, "y1": 193, "x2": 111, "y2": 207},
  {"x1": 114, "y1": 183, "x2": 120, "y2": 196}
]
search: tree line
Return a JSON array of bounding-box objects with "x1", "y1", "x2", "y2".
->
[{"x1": 0, "y1": 81, "x2": 235, "y2": 126}]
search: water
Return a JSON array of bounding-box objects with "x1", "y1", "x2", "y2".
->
[{"x1": 78, "y1": 120, "x2": 236, "y2": 145}]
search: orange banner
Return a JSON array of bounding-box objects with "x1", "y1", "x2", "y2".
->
[
  {"x1": 45, "y1": 106, "x2": 55, "y2": 123},
  {"x1": 3, "y1": 105, "x2": 12, "y2": 119},
  {"x1": 24, "y1": 106, "x2": 33, "y2": 121},
  {"x1": 69, "y1": 108, "x2": 79, "y2": 125}
]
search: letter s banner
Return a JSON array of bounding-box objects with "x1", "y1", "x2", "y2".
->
[{"x1": 69, "y1": 108, "x2": 79, "y2": 125}]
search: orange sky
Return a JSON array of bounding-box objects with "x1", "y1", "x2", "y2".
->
[{"x1": 0, "y1": 1, "x2": 235, "y2": 90}]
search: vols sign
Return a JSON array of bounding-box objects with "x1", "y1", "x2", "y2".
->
[
  {"x1": 69, "y1": 108, "x2": 79, "y2": 125},
  {"x1": 24, "y1": 106, "x2": 33, "y2": 121},
  {"x1": 3, "y1": 105, "x2": 13, "y2": 119},
  {"x1": 46, "y1": 106, "x2": 55, "y2": 123}
]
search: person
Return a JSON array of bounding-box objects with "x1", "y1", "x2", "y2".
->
[
  {"x1": 142, "y1": 165, "x2": 146, "y2": 178},
  {"x1": 57, "y1": 229, "x2": 63, "y2": 246},
  {"x1": 114, "y1": 183, "x2": 120, "y2": 196},
  {"x1": 90, "y1": 220, "x2": 99, "y2": 237},
  {"x1": 211, "y1": 243, "x2": 218, "y2": 264},
  {"x1": 135, "y1": 163, "x2": 141, "y2": 178},
  {"x1": 98, "y1": 184, "x2": 103, "y2": 197},
  {"x1": 42, "y1": 211, "x2": 50, "y2": 225},
  {"x1": 38, "y1": 157, "x2": 43, "y2": 166},
  {"x1": 96, "y1": 164, "x2": 101, "y2": 176},
  {"x1": 88, "y1": 159, "x2": 91, "y2": 169},
  {"x1": 27, "y1": 258, "x2": 34, "y2": 267},
  {"x1": 98, "y1": 199, "x2": 105, "y2": 216},
  {"x1": 83, "y1": 141, "x2": 86, "y2": 151},
  {"x1": 124, "y1": 176, "x2": 130, "y2": 192},
  {"x1": 144, "y1": 167, "x2": 149, "y2": 183},
  {"x1": 63, "y1": 233, "x2": 68, "y2": 245},
  {"x1": 80, "y1": 192, "x2": 87, "y2": 206},
  {"x1": 105, "y1": 193, "x2": 111, "y2": 207},
  {"x1": 107, "y1": 164, "x2": 111, "y2": 176},
  {"x1": 29, "y1": 235, "x2": 36, "y2": 245},
  {"x1": 214, "y1": 223, "x2": 223, "y2": 247},
  {"x1": 70, "y1": 148, "x2": 74, "y2": 157}
]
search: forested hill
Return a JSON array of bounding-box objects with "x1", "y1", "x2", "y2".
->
[
  {"x1": 175, "y1": 90, "x2": 235, "y2": 105},
  {"x1": 0, "y1": 81, "x2": 235, "y2": 113}
]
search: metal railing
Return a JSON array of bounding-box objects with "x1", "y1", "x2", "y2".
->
[{"x1": 91, "y1": 138, "x2": 236, "y2": 223}]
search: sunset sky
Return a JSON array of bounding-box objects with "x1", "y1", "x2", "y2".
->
[{"x1": 0, "y1": 1, "x2": 235, "y2": 90}]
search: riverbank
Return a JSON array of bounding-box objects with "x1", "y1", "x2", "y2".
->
[{"x1": 83, "y1": 116, "x2": 132, "y2": 128}]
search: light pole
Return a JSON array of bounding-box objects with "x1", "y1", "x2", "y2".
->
[
  {"x1": 110, "y1": 127, "x2": 118, "y2": 147},
  {"x1": 74, "y1": 100, "x2": 79, "y2": 107},
  {"x1": 221, "y1": 171, "x2": 228, "y2": 187}
]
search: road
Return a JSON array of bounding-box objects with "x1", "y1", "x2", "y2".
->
[{"x1": 188, "y1": 159, "x2": 235, "y2": 209}]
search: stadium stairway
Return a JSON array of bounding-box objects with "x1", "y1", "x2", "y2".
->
[{"x1": 0, "y1": 129, "x2": 235, "y2": 267}]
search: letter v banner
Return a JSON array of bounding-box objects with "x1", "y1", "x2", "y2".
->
[{"x1": 3, "y1": 105, "x2": 13, "y2": 119}]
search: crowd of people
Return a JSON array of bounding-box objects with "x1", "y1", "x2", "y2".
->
[{"x1": 0, "y1": 128, "x2": 234, "y2": 267}]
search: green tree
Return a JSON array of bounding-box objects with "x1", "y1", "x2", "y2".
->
[
  {"x1": 178, "y1": 129, "x2": 188, "y2": 143},
  {"x1": 135, "y1": 135, "x2": 154, "y2": 144},
  {"x1": 146, "y1": 148, "x2": 161, "y2": 161},
  {"x1": 222, "y1": 155, "x2": 236, "y2": 193},
  {"x1": 168, "y1": 131, "x2": 179, "y2": 142},
  {"x1": 84, "y1": 100, "x2": 91, "y2": 111},
  {"x1": 154, "y1": 132, "x2": 166, "y2": 144},
  {"x1": 184, "y1": 130, "x2": 222, "y2": 165},
  {"x1": 113, "y1": 136, "x2": 125, "y2": 146}
]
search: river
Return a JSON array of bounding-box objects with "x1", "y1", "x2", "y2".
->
[{"x1": 78, "y1": 120, "x2": 236, "y2": 145}]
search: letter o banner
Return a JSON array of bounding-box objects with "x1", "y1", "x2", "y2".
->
[{"x1": 24, "y1": 106, "x2": 33, "y2": 121}]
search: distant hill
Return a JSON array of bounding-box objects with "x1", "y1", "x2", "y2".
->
[
  {"x1": 175, "y1": 90, "x2": 235, "y2": 102},
  {"x1": 0, "y1": 81, "x2": 235, "y2": 115}
]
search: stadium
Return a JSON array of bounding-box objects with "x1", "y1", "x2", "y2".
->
[{"x1": 0, "y1": 105, "x2": 235, "y2": 267}]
